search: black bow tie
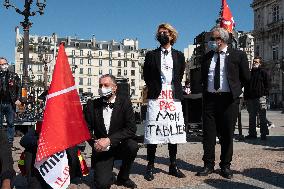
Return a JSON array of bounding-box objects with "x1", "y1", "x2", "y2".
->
[
  {"x1": 163, "y1": 50, "x2": 168, "y2": 56},
  {"x1": 103, "y1": 101, "x2": 114, "y2": 109}
]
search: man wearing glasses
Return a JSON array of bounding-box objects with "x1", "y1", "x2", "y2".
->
[
  {"x1": 197, "y1": 27, "x2": 250, "y2": 179},
  {"x1": 0, "y1": 57, "x2": 21, "y2": 146}
]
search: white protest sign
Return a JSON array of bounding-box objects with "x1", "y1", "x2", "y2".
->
[
  {"x1": 35, "y1": 150, "x2": 70, "y2": 189},
  {"x1": 144, "y1": 87, "x2": 186, "y2": 144}
]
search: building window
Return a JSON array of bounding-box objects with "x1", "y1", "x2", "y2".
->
[
  {"x1": 28, "y1": 64, "x2": 32, "y2": 71},
  {"x1": 131, "y1": 89, "x2": 135, "y2": 96},
  {"x1": 272, "y1": 5, "x2": 279, "y2": 22},
  {"x1": 99, "y1": 59, "x2": 102, "y2": 66},
  {"x1": 72, "y1": 58, "x2": 75, "y2": 65},
  {"x1": 88, "y1": 68, "x2": 91, "y2": 75},
  {"x1": 88, "y1": 88, "x2": 91, "y2": 93},
  {"x1": 38, "y1": 65, "x2": 42, "y2": 72},
  {"x1": 131, "y1": 70, "x2": 135, "y2": 76},
  {"x1": 99, "y1": 51, "x2": 102, "y2": 56},
  {"x1": 109, "y1": 69, "x2": 112, "y2": 74},
  {"x1": 124, "y1": 70, "x2": 127, "y2": 76},
  {"x1": 255, "y1": 46, "x2": 260, "y2": 56},
  {"x1": 87, "y1": 78, "x2": 91, "y2": 86},
  {"x1": 72, "y1": 50, "x2": 75, "y2": 55},
  {"x1": 99, "y1": 69, "x2": 102, "y2": 75},
  {"x1": 80, "y1": 68, "x2": 83, "y2": 74},
  {"x1": 124, "y1": 53, "x2": 127, "y2": 57},
  {"x1": 109, "y1": 60, "x2": 112, "y2": 67},
  {"x1": 124, "y1": 61, "x2": 127, "y2": 67},
  {"x1": 131, "y1": 79, "x2": 135, "y2": 87},
  {"x1": 37, "y1": 75, "x2": 42, "y2": 81},
  {"x1": 88, "y1": 50, "x2": 91, "y2": 55},
  {"x1": 88, "y1": 59, "x2": 91, "y2": 65},
  {"x1": 20, "y1": 63, "x2": 23, "y2": 71},
  {"x1": 72, "y1": 67, "x2": 76, "y2": 73},
  {"x1": 131, "y1": 53, "x2": 134, "y2": 58},
  {"x1": 118, "y1": 61, "x2": 121, "y2": 67},
  {"x1": 118, "y1": 53, "x2": 121, "y2": 57},
  {"x1": 131, "y1": 61, "x2": 135, "y2": 67},
  {"x1": 80, "y1": 50, "x2": 83, "y2": 56},
  {"x1": 79, "y1": 88, "x2": 83, "y2": 94},
  {"x1": 109, "y1": 51, "x2": 112, "y2": 58},
  {"x1": 117, "y1": 69, "x2": 121, "y2": 76},
  {"x1": 79, "y1": 78, "x2": 83, "y2": 85},
  {"x1": 272, "y1": 46, "x2": 278, "y2": 60},
  {"x1": 80, "y1": 58, "x2": 83, "y2": 65}
]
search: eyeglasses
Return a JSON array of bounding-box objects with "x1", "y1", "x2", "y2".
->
[
  {"x1": 158, "y1": 31, "x2": 170, "y2": 35},
  {"x1": 0, "y1": 63, "x2": 8, "y2": 66},
  {"x1": 210, "y1": 37, "x2": 222, "y2": 41},
  {"x1": 253, "y1": 61, "x2": 260, "y2": 63}
]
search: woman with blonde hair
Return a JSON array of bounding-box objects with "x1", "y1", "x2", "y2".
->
[{"x1": 143, "y1": 23, "x2": 186, "y2": 181}]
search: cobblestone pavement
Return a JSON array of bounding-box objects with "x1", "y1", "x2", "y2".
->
[{"x1": 11, "y1": 110, "x2": 284, "y2": 189}]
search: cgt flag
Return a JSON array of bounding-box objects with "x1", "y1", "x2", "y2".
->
[
  {"x1": 35, "y1": 43, "x2": 91, "y2": 189},
  {"x1": 220, "y1": 0, "x2": 235, "y2": 33}
]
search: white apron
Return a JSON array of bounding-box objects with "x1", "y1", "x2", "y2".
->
[{"x1": 144, "y1": 50, "x2": 186, "y2": 144}]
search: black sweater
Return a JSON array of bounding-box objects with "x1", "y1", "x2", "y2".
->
[{"x1": 244, "y1": 67, "x2": 270, "y2": 99}]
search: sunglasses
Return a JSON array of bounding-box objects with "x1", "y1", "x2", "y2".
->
[{"x1": 210, "y1": 37, "x2": 222, "y2": 41}]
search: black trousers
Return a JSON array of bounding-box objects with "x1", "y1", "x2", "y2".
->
[
  {"x1": 147, "y1": 143, "x2": 177, "y2": 164},
  {"x1": 93, "y1": 139, "x2": 138, "y2": 189},
  {"x1": 202, "y1": 92, "x2": 238, "y2": 168},
  {"x1": 0, "y1": 129, "x2": 15, "y2": 184}
]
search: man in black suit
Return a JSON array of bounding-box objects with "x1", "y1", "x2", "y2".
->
[
  {"x1": 143, "y1": 23, "x2": 186, "y2": 181},
  {"x1": 83, "y1": 74, "x2": 138, "y2": 189},
  {"x1": 196, "y1": 27, "x2": 250, "y2": 179}
]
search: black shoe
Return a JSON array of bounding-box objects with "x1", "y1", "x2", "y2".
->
[
  {"x1": 116, "y1": 178, "x2": 137, "y2": 188},
  {"x1": 196, "y1": 166, "x2": 214, "y2": 176},
  {"x1": 220, "y1": 167, "x2": 233, "y2": 179},
  {"x1": 245, "y1": 135, "x2": 257, "y2": 139},
  {"x1": 144, "y1": 164, "x2": 154, "y2": 181},
  {"x1": 261, "y1": 135, "x2": 267, "y2": 140},
  {"x1": 169, "y1": 164, "x2": 186, "y2": 178}
]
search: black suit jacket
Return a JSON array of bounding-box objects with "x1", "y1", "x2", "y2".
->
[
  {"x1": 83, "y1": 95, "x2": 137, "y2": 147},
  {"x1": 201, "y1": 48, "x2": 250, "y2": 99},
  {"x1": 143, "y1": 47, "x2": 185, "y2": 100}
]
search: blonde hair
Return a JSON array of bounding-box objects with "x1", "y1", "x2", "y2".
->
[{"x1": 156, "y1": 23, "x2": 178, "y2": 45}]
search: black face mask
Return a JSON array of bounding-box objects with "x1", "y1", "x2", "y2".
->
[{"x1": 157, "y1": 34, "x2": 170, "y2": 46}]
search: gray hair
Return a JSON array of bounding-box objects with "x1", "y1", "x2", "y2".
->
[
  {"x1": 99, "y1": 74, "x2": 117, "y2": 85},
  {"x1": 211, "y1": 27, "x2": 230, "y2": 44}
]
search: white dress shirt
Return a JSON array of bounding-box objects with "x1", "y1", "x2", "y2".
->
[
  {"x1": 160, "y1": 46, "x2": 173, "y2": 85},
  {"x1": 103, "y1": 96, "x2": 116, "y2": 134},
  {"x1": 207, "y1": 46, "x2": 230, "y2": 93}
]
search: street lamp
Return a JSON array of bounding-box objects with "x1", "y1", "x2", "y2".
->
[{"x1": 3, "y1": 0, "x2": 47, "y2": 101}]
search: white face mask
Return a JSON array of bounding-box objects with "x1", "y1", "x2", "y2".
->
[
  {"x1": 0, "y1": 64, "x2": 9, "y2": 71},
  {"x1": 98, "y1": 87, "x2": 112, "y2": 98},
  {"x1": 207, "y1": 41, "x2": 218, "y2": 51}
]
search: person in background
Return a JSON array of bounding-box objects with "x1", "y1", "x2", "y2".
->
[
  {"x1": 0, "y1": 57, "x2": 21, "y2": 145},
  {"x1": 244, "y1": 56, "x2": 270, "y2": 140},
  {"x1": 0, "y1": 128, "x2": 15, "y2": 189}
]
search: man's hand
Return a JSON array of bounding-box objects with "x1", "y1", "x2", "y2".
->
[
  {"x1": 1, "y1": 179, "x2": 11, "y2": 189},
  {"x1": 15, "y1": 100, "x2": 21, "y2": 106},
  {"x1": 94, "y1": 138, "x2": 111, "y2": 152}
]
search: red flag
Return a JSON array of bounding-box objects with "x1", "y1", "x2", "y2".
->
[
  {"x1": 36, "y1": 44, "x2": 91, "y2": 162},
  {"x1": 220, "y1": 0, "x2": 235, "y2": 33}
]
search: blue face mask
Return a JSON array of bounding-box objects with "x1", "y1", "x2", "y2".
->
[{"x1": 207, "y1": 41, "x2": 218, "y2": 51}]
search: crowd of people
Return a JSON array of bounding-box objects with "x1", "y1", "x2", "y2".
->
[{"x1": 0, "y1": 23, "x2": 275, "y2": 189}]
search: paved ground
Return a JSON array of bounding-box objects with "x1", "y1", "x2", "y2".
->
[{"x1": 11, "y1": 110, "x2": 284, "y2": 189}]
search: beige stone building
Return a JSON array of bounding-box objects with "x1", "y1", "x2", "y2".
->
[
  {"x1": 15, "y1": 28, "x2": 146, "y2": 103},
  {"x1": 252, "y1": 0, "x2": 284, "y2": 108}
]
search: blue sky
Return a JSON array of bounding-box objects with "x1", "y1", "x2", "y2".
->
[{"x1": 0, "y1": 0, "x2": 253, "y2": 63}]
